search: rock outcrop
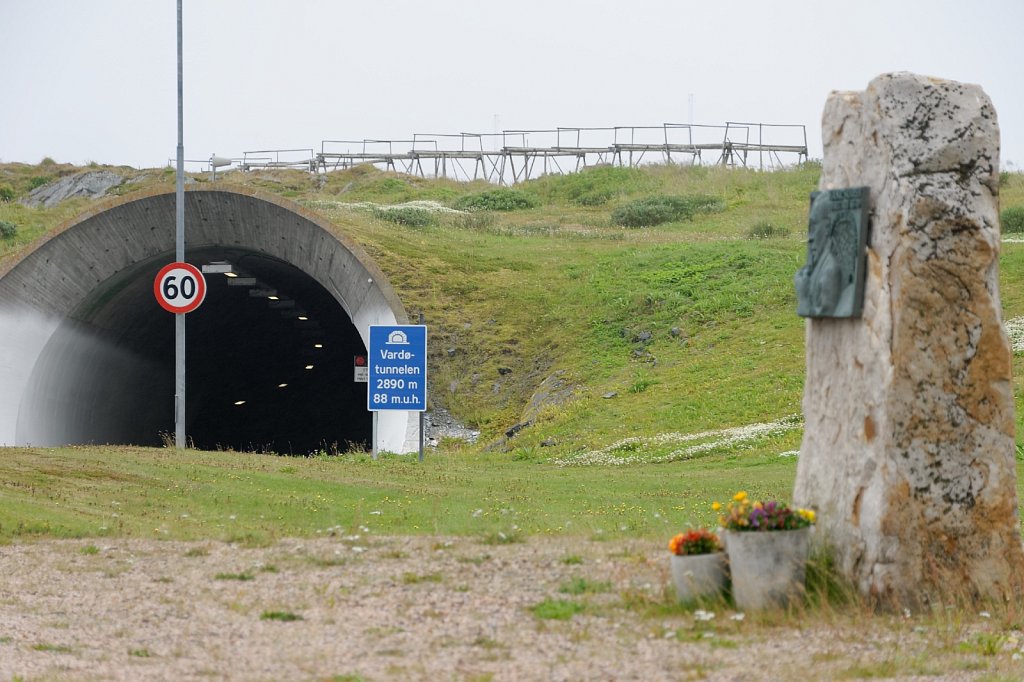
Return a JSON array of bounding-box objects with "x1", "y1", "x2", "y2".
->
[
  {"x1": 793, "y1": 73, "x2": 1024, "y2": 606},
  {"x1": 21, "y1": 170, "x2": 123, "y2": 208}
]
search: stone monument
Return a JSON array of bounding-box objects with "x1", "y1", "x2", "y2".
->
[{"x1": 793, "y1": 72, "x2": 1024, "y2": 606}]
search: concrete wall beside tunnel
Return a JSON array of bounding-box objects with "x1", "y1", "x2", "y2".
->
[{"x1": 0, "y1": 186, "x2": 420, "y2": 454}]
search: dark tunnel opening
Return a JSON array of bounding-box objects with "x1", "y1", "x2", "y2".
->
[
  {"x1": 20, "y1": 246, "x2": 372, "y2": 454},
  {"x1": 184, "y1": 247, "x2": 372, "y2": 453}
]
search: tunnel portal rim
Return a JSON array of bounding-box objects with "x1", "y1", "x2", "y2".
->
[{"x1": 1, "y1": 183, "x2": 409, "y2": 325}]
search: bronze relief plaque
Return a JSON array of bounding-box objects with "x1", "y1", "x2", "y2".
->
[{"x1": 795, "y1": 187, "x2": 870, "y2": 318}]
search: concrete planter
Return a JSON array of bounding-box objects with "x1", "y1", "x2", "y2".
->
[
  {"x1": 725, "y1": 527, "x2": 810, "y2": 610},
  {"x1": 670, "y1": 552, "x2": 728, "y2": 603}
]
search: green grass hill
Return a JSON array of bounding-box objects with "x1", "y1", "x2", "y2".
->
[
  {"x1": 2, "y1": 161, "x2": 1024, "y2": 543},
  {"x1": 4, "y1": 162, "x2": 1024, "y2": 458}
]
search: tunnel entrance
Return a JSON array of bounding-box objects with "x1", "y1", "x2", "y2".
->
[
  {"x1": 1, "y1": 186, "x2": 417, "y2": 453},
  {"x1": 18, "y1": 247, "x2": 371, "y2": 454}
]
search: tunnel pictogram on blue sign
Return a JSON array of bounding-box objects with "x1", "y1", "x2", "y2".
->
[{"x1": 367, "y1": 325, "x2": 427, "y2": 412}]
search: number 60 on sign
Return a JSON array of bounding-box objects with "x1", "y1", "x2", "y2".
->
[{"x1": 154, "y1": 262, "x2": 207, "y2": 314}]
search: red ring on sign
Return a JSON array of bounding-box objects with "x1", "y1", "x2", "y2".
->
[{"x1": 154, "y1": 262, "x2": 207, "y2": 314}]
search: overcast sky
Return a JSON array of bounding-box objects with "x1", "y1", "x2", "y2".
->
[{"x1": 3, "y1": 0, "x2": 1022, "y2": 171}]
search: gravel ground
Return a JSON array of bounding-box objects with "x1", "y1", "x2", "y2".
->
[{"x1": 0, "y1": 536, "x2": 1013, "y2": 681}]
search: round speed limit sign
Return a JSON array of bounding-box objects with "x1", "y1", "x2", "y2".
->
[{"x1": 154, "y1": 262, "x2": 207, "y2": 314}]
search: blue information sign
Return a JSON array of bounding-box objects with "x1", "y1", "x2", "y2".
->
[{"x1": 367, "y1": 325, "x2": 427, "y2": 412}]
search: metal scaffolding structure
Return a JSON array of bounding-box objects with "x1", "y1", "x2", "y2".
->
[
  {"x1": 239, "y1": 148, "x2": 317, "y2": 172},
  {"x1": 224, "y1": 122, "x2": 807, "y2": 184}
]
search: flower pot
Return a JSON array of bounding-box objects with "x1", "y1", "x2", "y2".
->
[
  {"x1": 670, "y1": 552, "x2": 728, "y2": 603},
  {"x1": 724, "y1": 527, "x2": 810, "y2": 610}
]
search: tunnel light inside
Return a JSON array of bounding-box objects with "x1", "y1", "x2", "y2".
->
[
  {"x1": 304, "y1": 364, "x2": 314, "y2": 370},
  {"x1": 277, "y1": 383, "x2": 288, "y2": 388},
  {"x1": 297, "y1": 316, "x2": 308, "y2": 321},
  {"x1": 234, "y1": 400, "x2": 246, "y2": 406},
  {"x1": 267, "y1": 295, "x2": 279, "y2": 300},
  {"x1": 314, "y1": 343, "x2": 323, "y2": 348},
  {"x1": 202, "y1": 261, "x2": 234, "y2": 275},
  {"x1": 224, "y1": 271, "x2": 238, "y2": 278}
]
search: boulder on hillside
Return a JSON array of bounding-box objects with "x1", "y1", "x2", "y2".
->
[
  {"x1": 486, "y1": 370, "x2": 578, "y2": 451},
  {"x1": 21, "y1": 170, "x2": 124, "y2": 208}
]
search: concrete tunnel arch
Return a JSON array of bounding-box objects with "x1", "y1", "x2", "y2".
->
[{"x1": 0, "y1": 185, "x2": 420, "y2": 454}]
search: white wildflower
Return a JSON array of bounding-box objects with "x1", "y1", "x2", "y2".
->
[
  {"x1": 694, "y1": 610, "x2": 715, "y2": 622},
  {"x1": 730, "y1": 613, "x2": 745, "y2": 621},
  {"x1": 304, "y1": 199, "x2": 467, "y2": 215},
  {"x1": 554, "y1": 415, "x2": 802, "y2": 467},
  {"x1": 1005, "y1": 316, "x2": 1024, "y2": 352}
]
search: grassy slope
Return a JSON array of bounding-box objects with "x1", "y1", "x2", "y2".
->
[
  {"x1": 312, "y1": 163, "x2": 819, "y2": 448},
  {"x1": 1, "y1": 162, "x2": 1023, "y2": 543},
  {"x1": 0, "y1": 445, "x2": 796, "y2": 544}
]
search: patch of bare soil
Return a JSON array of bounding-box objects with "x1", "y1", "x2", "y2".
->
[{"x1": 0, "y1": 536, "x2": 1005, "y2": 681}]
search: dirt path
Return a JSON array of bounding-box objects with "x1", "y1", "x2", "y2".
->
[{"x1": 0, "y1": 536, "x2": 1012, "y2": 681}]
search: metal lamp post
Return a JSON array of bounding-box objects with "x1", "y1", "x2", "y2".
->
[{"x1": 174, "y1": 0, "x2": 186, "y2": 448}]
